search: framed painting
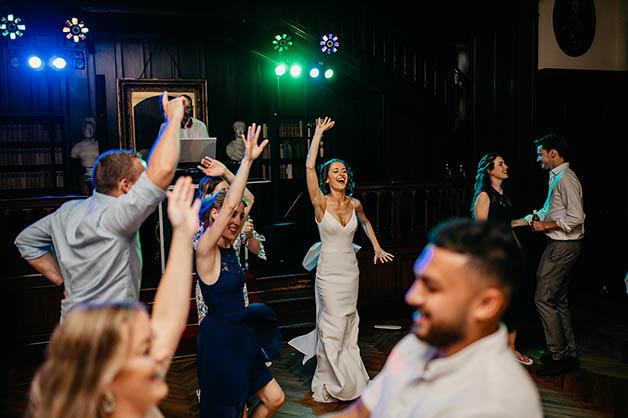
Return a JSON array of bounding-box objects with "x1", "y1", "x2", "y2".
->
[{"x1": 116, "y1": 78, "x2": 208, "y2": 153}]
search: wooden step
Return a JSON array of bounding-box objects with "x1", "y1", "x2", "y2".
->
[
  {"x1": 278, "y1": 322, "x2": 316, "y2": 342},
  {"x1": 265, "y1": 296, "x2": 316, "y2": 327},
  {"x1": 253, "y1": 272, "x2": 314, "y2": 291},
  {"x1": 252, "y1": 272, "x2": 313, "y2": 299},
  {"x1": 250, "y1": 286, "x2": 313, "y2": 303}
]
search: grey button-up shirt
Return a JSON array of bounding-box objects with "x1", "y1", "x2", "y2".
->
[{"x1": 15, "y1": 172, "x2": 166, "y2": 319}]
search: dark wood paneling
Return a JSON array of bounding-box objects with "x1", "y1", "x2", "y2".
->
[{"x1": 534, "y1": 69, "x2": 628, "y2": 295}]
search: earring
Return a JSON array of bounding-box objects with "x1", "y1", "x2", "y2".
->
[{"x1": 101, "y1": 391, "x2": 116, "y2": 414}]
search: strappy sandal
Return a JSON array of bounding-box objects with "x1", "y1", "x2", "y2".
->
[{"x1": 514, "y1": 350, "x2": 533, "y2": 366}]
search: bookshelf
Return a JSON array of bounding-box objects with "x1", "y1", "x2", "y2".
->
[{"x1": 0, "y1": 116, "x2": 66, "y2": 195}]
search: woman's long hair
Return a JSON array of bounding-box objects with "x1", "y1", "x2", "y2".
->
[
  {"x1": 319, "y1": 158, "x2": 355, "y2": 197},
  {"x1": 470, "y1": 152, "x2": 501, "y2": 218},
  {"x1": 25, "y1": 301, "x2": 144, "y2": 418}
]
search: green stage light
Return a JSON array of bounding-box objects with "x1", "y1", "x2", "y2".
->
[
  {"x1": 275, "y1": 63, "x2": 287, "y2": 76},
  {"x1": 324, "y1": 68, "x2": 334, "y2": 79},
  {"x1": 272, "y1": 33, "x2": 293, "y2": 53},
  {"x1": 289, "y1": 63, "x2": 302, "y2": 78}
]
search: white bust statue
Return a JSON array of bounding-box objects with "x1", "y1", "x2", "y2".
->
[
  {"x1": 226, "y1": 120, "x2": 246, "y2": 162},
  {"x1": 71, "y1": 117, "x2": 99, "y2": 194}
]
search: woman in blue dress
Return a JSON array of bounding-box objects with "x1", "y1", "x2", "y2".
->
[
  {"x1": 195, "y1": 123, "x2": 284, "y2": 418},
  {"x1": 471, "y1": 152, "x2": 532, "y2": 366}
]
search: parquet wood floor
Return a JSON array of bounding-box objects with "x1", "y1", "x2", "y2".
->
[{"x1": 3, "y1": 294, "x2": 627, "y2": 418}]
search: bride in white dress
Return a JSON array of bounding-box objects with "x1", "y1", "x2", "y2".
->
[{"x1": 288, "y1": 116, "x2": 394, "y2": 403}]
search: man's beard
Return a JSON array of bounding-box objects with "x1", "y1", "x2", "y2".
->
[{"x1": 414, "y1": 320, "x2": 465, "y2": 348}]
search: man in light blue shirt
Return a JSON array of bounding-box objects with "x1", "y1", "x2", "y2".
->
[
  {"x1": 518, "y1": 133, "x2": 585, "y2": 376},
  {"x1": 15, "y1": 93, "x2": 187, "y2": 320}
]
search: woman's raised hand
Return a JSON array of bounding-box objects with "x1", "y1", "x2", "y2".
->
[
  {"x1": 314, "y1": 116, "x2": 335, "y2": 136},
  {"x1": 197, "y1": 156, "x2": 226, "y2": 177},
  {"x1": 242, "y1": 123, "x2": 269, "y2": 161}
]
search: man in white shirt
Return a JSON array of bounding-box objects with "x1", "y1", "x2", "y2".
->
[
  {"x1": 158, "y1": 94, "x2": 209, "y2": 139},
  {"x1": 518, "y1": 133, "x2": 585, "y2": 376},
  {"x1": 322, "y1": 218, "x2": 543, "y2": 418}
]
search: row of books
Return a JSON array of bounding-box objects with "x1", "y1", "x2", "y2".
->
[
  {"x1": 0, "y1": 148, "x2": 63, "y2": 166},
  {"x1": 278, "y1": 119, "x2": 321, "y2": 139},
  {"x1": 278, "y1": 138, "x2": 311, "y2": 159},
  {"x1": 0, "y1": 171, "x2": 64, "y2": 189},
  {"x1": 0, "y1": 123, "x2": 63, "y2": 143}
]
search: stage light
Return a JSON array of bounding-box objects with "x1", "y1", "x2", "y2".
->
[
  {"x1": 62, "y1": 17, "x2": 89, "y2": 43},
  {"x1": 10, "y1": 50, "x2": 85, "y2": 71},
  {"x1": 27, "y1": 55, "x2": 43, "y2": 70},
  {"x1": 7, "y1": 49, "x2": 20, "y2": 68},
  {"x1": 8, "y1": 56, "x2": 20, "y2": 68},
  {"x1": 272, "y1": 33, "x2": 293, "y2": 53},
  {"x1": 50, "y1": 56, "x2": 67, "y2": 70},
  {"x1": 320, "y1": 33, "x2": 340, "y2": 55},
  {"x1": 324, "y1": 68, "x2": 334, "y2": 79},
  {"x1": 1, "y1": 14, "x2": 26, "y2": 40},
  {"x1": 309, "y1": 67, "x2": 320, "y2": 78},
  {"x1": 289, "y1": 63, "x2": 302, "y2": 78},
  {"x1": 275, "y1": 63, "x2": 287, "y2": 76},
  {"x1": 69, "y1": 50, "x2": 86, "y2": 69}
]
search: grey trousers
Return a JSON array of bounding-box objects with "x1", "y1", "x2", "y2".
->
[{"x1": 534, "y1": 239, "x2": 582, "y2": 360}]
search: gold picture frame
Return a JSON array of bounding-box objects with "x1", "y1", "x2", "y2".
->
[{"x1": 117, "y1": 78, "x2": 208, "y2": 151}]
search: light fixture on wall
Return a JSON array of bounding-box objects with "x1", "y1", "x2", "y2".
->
[
  {"x1": 63, "y1": 17, "x2": 89, "y2": 43},
  {"x1": 320, "y1": 33, "x2": 339, "y2": 55},
  {"x1": 1, "y1": 14, "x2": 26, "y2": 40},
  {"x1": 274, "y1": 61, "x2": 303, "y2": 78},
  {"x1": 307, "y1": 62, "x2": 334, "y2": 79},
  {"x1": 27, "y1": 55, "x2": 43, "y2": 70},
  {"x1": 272, "y1": 33, "x2": 293, "y2": 53},
  {"x1": 49, "y1": 56, "x2": 68, "y2": 70},
  {"x1": 8, "y1": 49, "x2": 86, "y2": 71},
  {"x1": 275, "y1": 60, "x2": 334, "y2": 80}
]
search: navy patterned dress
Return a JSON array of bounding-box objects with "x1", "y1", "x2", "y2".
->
[
  {"x1": 482, "y1": 185, "x2": 524, "y2": 332},
  {"x1": 196, "y1": 246, "x2": 282, "y2": 418}
]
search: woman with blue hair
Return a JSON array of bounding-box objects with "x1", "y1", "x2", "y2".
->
[{"x1": 194, "y1": 123, "x2": 284, "y2": 418}]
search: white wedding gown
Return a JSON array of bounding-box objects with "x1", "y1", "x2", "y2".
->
[{"x1": 288, "y1": 209, "x2": 370, "y2": 402}]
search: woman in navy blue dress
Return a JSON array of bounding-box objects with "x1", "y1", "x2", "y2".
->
[
  {"x1": 471, "y1": 152, "x2": 532, "y2": 366},
  {"x1": 195, "y1": 124, "x2": 284, "y2": 418}
]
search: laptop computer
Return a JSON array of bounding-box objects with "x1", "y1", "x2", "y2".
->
[{"x1": 179, "y1": 137, "x2": 217, "y2": 163}]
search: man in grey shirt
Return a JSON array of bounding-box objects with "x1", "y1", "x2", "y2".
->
[
  {"x1": 15, "y1": 93, "x2": 187, "y2": 320},
  {"x1": 517, "y1": 132, "x2": 585, "y2": 376}
]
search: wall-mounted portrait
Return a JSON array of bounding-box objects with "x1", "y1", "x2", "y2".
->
[
  {"x1": 117, "y1": 78, "x2": 209, "y2": 155},
  {"x1": 553, "y1": 0, "x2": 596, "y2": 57}
]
